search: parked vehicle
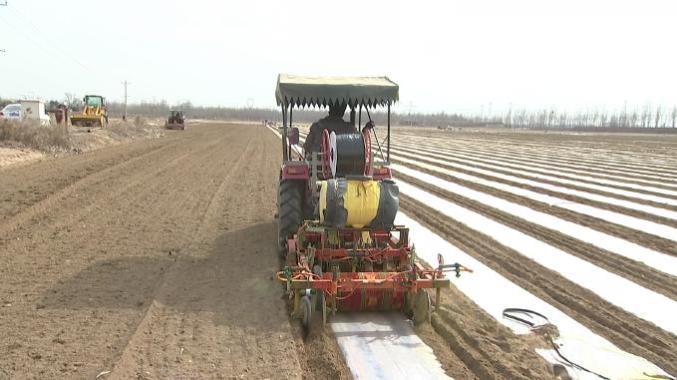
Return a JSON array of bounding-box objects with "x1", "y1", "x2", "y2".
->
[{"x1": 0, "y1": 103, "x2": 21, "y2": 121}]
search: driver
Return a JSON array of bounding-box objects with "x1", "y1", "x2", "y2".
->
[{"x1": 303, "y1": 101, "x2": 354, "y2": 155}]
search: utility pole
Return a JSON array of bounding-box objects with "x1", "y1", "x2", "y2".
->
[
  {"x1": 246, "y1": 98, "x2": 254, "y2": 122},
  {"x1": 121, "y1": 80, "x2": 130, "y2": 121},
  {"x1": 407, "y1": 101, "x2": 415, "y2": 126}
]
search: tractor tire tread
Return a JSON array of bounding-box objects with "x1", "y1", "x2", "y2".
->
[{"x1": 277, "y1": 180, "x2": 303, "y2": 253}]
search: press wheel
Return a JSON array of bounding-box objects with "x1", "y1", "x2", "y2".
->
[{"x1": 412, "y1": 289, "x2": 431, "y2": 326}]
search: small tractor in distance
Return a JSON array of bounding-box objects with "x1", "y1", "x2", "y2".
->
[
  {"x1": 71, "y1": 95, "x2": 108, "y2": 127},
  {"x1": 165, "y1": 110, "x2": 185, "y2": 130},
  {"x1": 274, "y1": 74, "x2": 469, "y2": 329}
]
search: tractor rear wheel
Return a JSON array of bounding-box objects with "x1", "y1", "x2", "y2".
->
[
  {"x1": 277, "y1": 179, "x2": 303, "y2": 256},
  {"x1": 303, "y1": 183, "x2": 316, "y2": 220}
]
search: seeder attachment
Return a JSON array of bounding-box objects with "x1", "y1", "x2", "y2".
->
[{"x1": 277, "y1": 222, "x2": 470, "y2": 327}]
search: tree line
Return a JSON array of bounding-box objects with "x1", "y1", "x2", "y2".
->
[
  {"x1": 2, "y1": 96, "x2": 675, "y2": 129},
  {"x1": 501, "y1": 106, "x2": 677, "y2": 129},
  {"x1": 102, "y1": 100, "x2": 677, "y2": 130}
]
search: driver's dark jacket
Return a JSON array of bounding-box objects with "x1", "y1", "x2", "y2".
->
[{"x1": 303, "y1": 116, "x2": 355, "y2": 154}]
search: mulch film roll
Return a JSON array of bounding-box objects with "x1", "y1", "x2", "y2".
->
[{"x1": 333, "y1": 133, "x2": 366, "y2": 177}]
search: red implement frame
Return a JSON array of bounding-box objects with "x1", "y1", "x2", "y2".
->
[{"x1": 278, "y1": 224, "x2": 451, "y2": 312}]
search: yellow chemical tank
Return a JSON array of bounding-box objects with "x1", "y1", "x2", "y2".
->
[{"x1": 319, "y1": 178, "x2": 399, "y2": 229}]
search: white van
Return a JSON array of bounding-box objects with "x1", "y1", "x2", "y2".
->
[{"x1": 0, "y1": 103, "x2": 21, "y2": 121}]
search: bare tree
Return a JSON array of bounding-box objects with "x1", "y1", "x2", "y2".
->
[
  {"x1": 64, "y1": 93, "x2": 83, "y2": 110},
  {"x1": 630, "y1": 111, "x2": 638, "y2": 128}
]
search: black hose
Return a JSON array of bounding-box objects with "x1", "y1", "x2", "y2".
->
[
  {"x1": 502, "y1": 308, "x2": 613, "y2": 380},
  {"x1": 502, "y1": 309, "x2": 676, "y2": 379},
  {"x1": 502, "y1": 307, "x2": 549, "y2": 327}
]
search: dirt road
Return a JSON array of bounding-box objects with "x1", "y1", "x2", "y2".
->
[{"x1": 0, "y1": 123, "x2": 349, "y2": 379}]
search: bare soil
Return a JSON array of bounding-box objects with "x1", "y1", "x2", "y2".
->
[
  {"x1": 0, "y1": 123, "x2": 346, "y2": 379},
  {"x1": 3, "y1": 122, "x2": 673, "y2": 379}
]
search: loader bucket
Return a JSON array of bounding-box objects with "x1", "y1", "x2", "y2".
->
[{"x1": 71, "y1": 115, "x2": 103, "y2": 127}]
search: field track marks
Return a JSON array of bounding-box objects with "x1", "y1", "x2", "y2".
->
[
  {"x1": 396, "y1": 137, "x2": 677, "y2": 188},
  {"x1": 391, "y1": 144, "x2": 677, "y2": 208},
  {"x1": 390, "y1": 147, "x2": 677, "y2": 223},
  {"x1": 106, "y1": 127, "x2": 346, "y2": 379},
  {"x1": 0, "y1": 125, "x2": 313, "y2": 379},
  {"x1": 396, "y1": 142, "x2": 677, "y2": 196},
  {"x1": 397, "y1": 171, "x2": 677, "y2": 294},
  {"x1": 396, "y1": 131, "x2": 677, "y2": 176},
  {"x1": 391, "y1": 157, "x2": 677, "y2": 251},
  {"x1": 400, "y1": 196, "x2": 677, "y2": 374},
  {"x1": 0, "y1": 139, "x2": 184, "y2": 237},
  {"x1": 398, "y1": 180, "x2": 677, "y2": 333}
]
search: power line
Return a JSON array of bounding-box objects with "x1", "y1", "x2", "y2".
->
[
  {"x1": 0, "y1": 3, "x2": 105, "y2": 97},
  {"x1": 4, "y1": 3, "x2": 94, "y2": 74},
  {"x1": 0, "y1": 11, "x2": 73, "y2": 68},
  {"x1": 0, "y1": 11, "x2": 76, "y2": 92}
]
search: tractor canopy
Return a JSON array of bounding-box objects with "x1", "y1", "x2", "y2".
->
[{"x1": 275, "y1": 74, "x2": 399, "y2": 108}]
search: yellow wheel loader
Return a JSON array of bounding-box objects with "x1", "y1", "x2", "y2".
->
[{"x1": 71, "y1": 95, "x2": 108, "y2": 127}]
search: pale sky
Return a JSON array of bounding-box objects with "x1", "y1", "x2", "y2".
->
[{"x1": 1, "y1": 0, "x2": 676, "y2": 114}]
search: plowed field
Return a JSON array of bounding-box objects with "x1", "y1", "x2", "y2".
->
[{"x1": 1, "y1": 122, "x2": 675, "y2": 379}]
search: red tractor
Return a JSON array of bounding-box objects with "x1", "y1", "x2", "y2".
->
[{"x1": 274, "y1": 75, "x2": 467, "y2": 328}]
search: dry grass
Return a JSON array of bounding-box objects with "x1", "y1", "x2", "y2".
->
[
  {"x1": 105, "y1": 117, "x2": 161, "y2": 139},
  {"x1": 0, "y1": 118, "x2": 163, "y2": 156},
  {"x1": 0, "y1": 120, "x2": 71, "y2": 152},
  {"x1": 105, "y1": 117, "x2": 145, "y2": 137}
]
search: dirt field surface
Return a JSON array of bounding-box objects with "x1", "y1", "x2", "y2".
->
[
  {"x1": 3, "y1": 122, "x2": 676, "y2": 379},
  {"x1": 0, "y1": 147, "x2": 44, "y2": 169},
  {"x1": 0, "y1": 123, "x2": 350, "y2": 379}
]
